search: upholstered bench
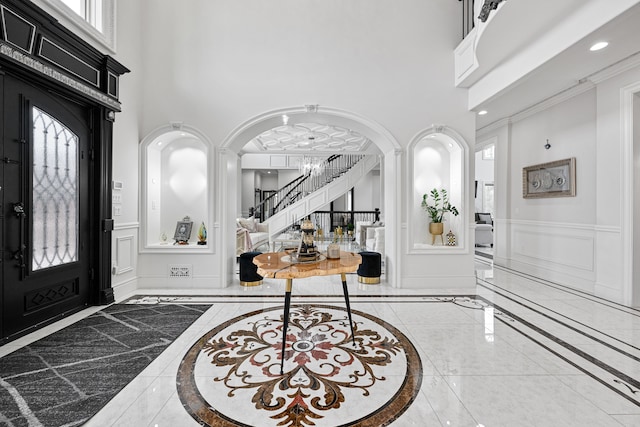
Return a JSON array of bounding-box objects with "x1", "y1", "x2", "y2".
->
[
  {"x1": 357, "y1": 251, "x2": 382, "y2": 284},
  {"x1": 239, "y1": 251, "x2": 263, "y2": 286}
]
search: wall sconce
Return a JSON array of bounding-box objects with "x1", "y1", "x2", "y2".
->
[{"x1": 544, "y1": 139, "x2": 551, "y2": 150}]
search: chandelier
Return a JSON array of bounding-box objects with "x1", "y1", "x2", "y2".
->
[{"x1": 298, "y1": 155, "x2": 325, "y2": 177}]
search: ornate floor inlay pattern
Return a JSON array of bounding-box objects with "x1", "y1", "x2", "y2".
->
[{"x1": 177, "y1": 304, "x2": 422, "y2": 426}]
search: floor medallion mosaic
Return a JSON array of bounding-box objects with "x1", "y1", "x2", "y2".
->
[{"x1": 177, "y1": 304, "x2": 422, "y2": 426}]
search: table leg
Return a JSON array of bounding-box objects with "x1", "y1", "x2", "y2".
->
[
  {"x1": 280, "y1": 278, "x2": 293, "y2": 375},
  {"x1": 340, "y1": 272, "x2": 356, "y2": 345}
]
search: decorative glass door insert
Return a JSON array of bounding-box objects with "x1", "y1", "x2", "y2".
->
[{"x1": 31, "y1": 106, "x2": 79, "y2": 270}]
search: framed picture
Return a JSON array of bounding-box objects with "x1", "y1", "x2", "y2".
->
[
  {"x1": 173, "y1": 220, "x2": 193, "y2": 242},
  {"x1": 523, "y1": 157, "x2": 576, "y2": 199}
]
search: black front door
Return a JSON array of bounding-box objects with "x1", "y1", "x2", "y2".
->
[{"x1": 1, "y1": 73, "x2": 92, "y2": 341}]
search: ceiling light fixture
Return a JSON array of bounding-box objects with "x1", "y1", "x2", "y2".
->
[
  {"x1": 297, "y1": 135, "x2": 325, "y2": 177},
  {"x1": 297, "y1": 135, "x2": 316, "y2": 147},
  {"x1": 478, "y1": 110, "x2": 488, "y2": 115},
  {"x1": 590, "y1": 41, "x2": 608, "y2": 51},
  {"x1": 298, "y1": 155, "x2": 325, "y2": 177}
]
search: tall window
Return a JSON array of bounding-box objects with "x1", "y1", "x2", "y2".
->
[
  {"x1": 483, "y1": 182, "x2": 495, "y2": 216},
  {"x1": 33, "y1": 0, "x2": 115, "y2": 51},
  {"x1": 60, "y1": 0, "x2": 103, "y2": 32},
  {"x1": 482, "y1": 144, "x2": 495, "y2": 160}
]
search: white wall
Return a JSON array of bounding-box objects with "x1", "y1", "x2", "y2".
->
[
  {"x1": 354, "y1": 170, "x2": 380, "y2": 211},
  {"x1": 511, "y1": 91, "x2": 597, "y2": 224},
  {"x1": 631, "y1": 93, "x2": 640, "y2": 307},
  {"x1": 278, "y1": 170, "x2": 299, "y2": 189},
  {"x1": 634, "y1": 93, "x2": 640, "y2": 306},
  {"x1": 112, "y1": 0, "x2": 476, "y2": 290},
  {"x1": 594, "y1": 65, "x2": 640, "y2": 303},
  {"x1": 109, "y1": 0, "x2": 144, "y2": 299},
  {"x1": 480, "y1": 64, "x2": 640, "y2": 303},
  {"x1": 241, "y1": 170, "x2": 255, "y2": 217}
]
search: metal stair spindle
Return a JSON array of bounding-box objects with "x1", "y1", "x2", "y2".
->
[{"x1": 254, "y1": 154, "x2": 365, "y2": 220}]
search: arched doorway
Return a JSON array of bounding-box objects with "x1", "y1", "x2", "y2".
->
[{"x1": 219, "y1": 105, "x2": 402, "y2": 287}]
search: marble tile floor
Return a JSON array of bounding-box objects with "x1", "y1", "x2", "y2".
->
[{"x1": 2, "y1": 258, "x2": 640, "y2": 426}]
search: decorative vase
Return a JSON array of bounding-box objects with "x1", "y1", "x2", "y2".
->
[
  {"x1": 429, "y1": 222, "x2": 444, "y2": 245},
  {"x1": 327, "y1": 242, "x2": 341, "y2": 259},
  {"x1": 197, "y1": 222, "x2": 207, "y2": 245},
  {"x1": 446, "y1": 230, "x2": 456, "y2": 246}
]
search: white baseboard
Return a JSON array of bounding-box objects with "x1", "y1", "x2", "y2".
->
[
  {"x1": 400, "y1": 274, "x2": 476, "y2": 289},
  {"x1": 112, "y1": 277, "x2": 138, "y2": 302}
]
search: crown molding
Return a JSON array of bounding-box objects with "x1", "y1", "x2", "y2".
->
[
  {"x1": 477, "y1": 81, "x2": 595, "y2": 137},
  {"x1": 587, "y1": 51, "x2": 640, "y2": 84},
  {"x1": 477, "y1": 53, "x2": 640, "y2": 137},
  {"x1": 477, "y1": 117, "x2": 511, "y2": 137},
  {"x1": 511, "y1": 81, "x2": 596, "y2": 123}
]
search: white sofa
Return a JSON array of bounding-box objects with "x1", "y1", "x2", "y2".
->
[
  {"x1": 364, "y1": 226, "x2": 385, "y2": 255},
  {"x1": 355, "y1": 221, "x2": 373, "y2": 246},
  {"x1": 236, "y1": 217, "x2": 269, "y2": 255},
  {"x1": 475, "y1": 212, "x2": 493, "y2": 247}
]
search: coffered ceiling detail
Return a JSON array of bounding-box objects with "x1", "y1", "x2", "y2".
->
[{"x1": 248, "y1": 123, "x2": 372, "y2": 152}]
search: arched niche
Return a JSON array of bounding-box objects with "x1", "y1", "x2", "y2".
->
[
  {"x1": 139, "y1": 124, "x2": 215, "y2": 253},
  {"x1": 408, "y1": 125, "x2": 469, "y2": 253}
]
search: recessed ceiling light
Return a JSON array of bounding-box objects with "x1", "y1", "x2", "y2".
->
[
  {"x1": 157, "y1": 141, "x2": 163, "y2": 146},
  {"x1": 478, "y1": 110, "x2": 488, "y2": 116},
  {"x1": 590, "y1": 41, "x2": 608, "y2": 51}
]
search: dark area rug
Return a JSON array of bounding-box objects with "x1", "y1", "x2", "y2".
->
[{"x1": 0, "y1": 303, "x2": 211, "y2": 427}]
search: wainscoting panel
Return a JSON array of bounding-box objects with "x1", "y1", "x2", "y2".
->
[
  {"x1": 306, "y1": 191, "x2": 327, "y2": 211},
  {"x1": 509, "y1": 220, "x2": 596, "y2": 285},
  {"x1": 112, "y1": 223, "x2": 139, "y2": 300},
  {"x1": 594, "y1": 226, "x2": 624, "y2": 304},
  {"x1": 328, "y1": 180, "x2": 349, "y2": 200},
  {"x1": 115, "y1": 235, "x2": 134, "y2": 274}
]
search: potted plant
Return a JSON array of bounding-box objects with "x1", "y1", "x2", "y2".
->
[
  {"x1": 421, "y1": 188, "x2": 459, "y2": 244},
  {"x1": 346, "y1": 222, "x2": 354, "y2": 238}
]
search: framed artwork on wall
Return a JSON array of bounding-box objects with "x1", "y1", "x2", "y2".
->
[{"x1": 523, "y1": 157, "x2": 576, "y2": 199}]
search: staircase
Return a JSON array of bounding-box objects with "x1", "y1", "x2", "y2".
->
[
  {"x1": 254, "y1": 154, "x2": 364, "y2": 221},
  {"x1": 261, "y1": 154, "x2": 379, "y2": 240}
]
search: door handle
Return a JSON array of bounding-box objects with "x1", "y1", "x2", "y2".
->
[
  {"x1": 13, "y1": 202, "x2": 27, "y2": 272},
  {"x1": 12, "y1": 245, "x2": 26, "y2": 267},
  {"x1": 13, "y1": 202, "x2": 25, "y2": 217}
]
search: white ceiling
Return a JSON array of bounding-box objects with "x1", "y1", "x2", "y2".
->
[
  {"x1": 243, "y1": 123, "x2": 374, "y2": 153},
  {"x1": 474, "y1": 2, "x2": 640, "y2": 131}
]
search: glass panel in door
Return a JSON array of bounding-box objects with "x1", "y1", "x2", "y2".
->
[{"x1": 31, "y1": 106, "x2": 79, "y2": 271}]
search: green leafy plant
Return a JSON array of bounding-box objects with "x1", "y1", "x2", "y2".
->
[{"x1": 421, "y1": 188, "x2": 459, "y2": 223}]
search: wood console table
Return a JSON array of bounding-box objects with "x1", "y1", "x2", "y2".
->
[{"x1": 253, "y1": 251, "x2": 362, "y2": 374}]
